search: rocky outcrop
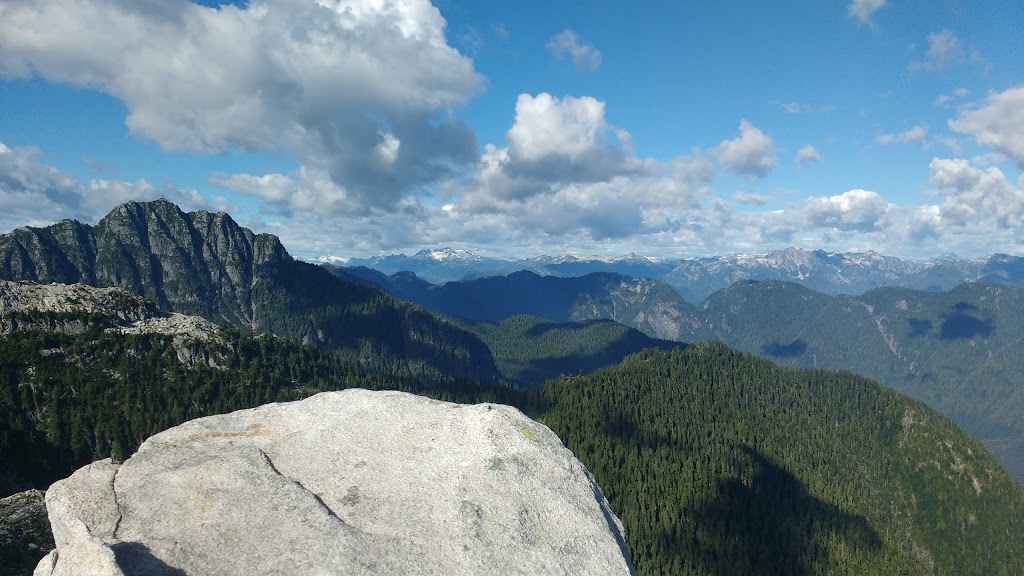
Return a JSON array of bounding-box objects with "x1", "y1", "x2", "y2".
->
[
  {"x1": 0, "y1": 281, "x2": 224, "y2": 366},
  {"x1": 1, "y1": 490, "x2": 54, "y2": 576},
  {"x1": 0, "y1": 200, "x2": 501, "y2": 383},
  {"x1": 36, "y1": 389, "x2": 633, "y2": 575},
  {"x1": 0, "y1": 281, "x2": 156, "y2": 335}
]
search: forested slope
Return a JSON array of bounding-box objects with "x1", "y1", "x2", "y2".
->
[
  {"x1": 539, "y1": 345, "x2": 1024, "y2": 575},
  {"x1": 0, "y1": 309, "x2": 509, "y2": 498},
  {"x1": 694, "y1": 280, "x2": 1024, "y2": 482},
  {"x1": 4, "y1": 301, "x2": 1023, "y2": 574},
  {"x1": 454, "y1": 314, "x2": 680, "y2": 386}
]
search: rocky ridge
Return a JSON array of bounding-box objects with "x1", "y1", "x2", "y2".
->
[
  {"x1": 35, "y1": 389, "x2": 633, "y2": 576},
  {"x1": 0, "y1": 200, "x2": 501, "y2": 383},
  {"x1": 0, "y1": 281, "x2": 155, "y2": 335},
  {"x1": 0, "y1": 280, "x2": 221, "y2": 342}
]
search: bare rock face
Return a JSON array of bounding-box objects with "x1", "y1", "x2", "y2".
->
[
  {"x1": 36, "y1": 390, "x2": 633, "y2": 576},
  {"x1": 1, "y1": 490, "x2": 55, "y2": 576}
]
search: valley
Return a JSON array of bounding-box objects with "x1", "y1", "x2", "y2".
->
[
  {"x1": 348, "y1": 263, "x2": 1024, "y2": 484},
  {"x1": 2, "y1": 200, "x2": 1024, "y2": 576}
]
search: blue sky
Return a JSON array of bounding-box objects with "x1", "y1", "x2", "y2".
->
[{"x1": 0, "y1": 0, "x2": 1022, "y2": 260}]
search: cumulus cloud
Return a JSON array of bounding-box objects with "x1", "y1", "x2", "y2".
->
[
  {"x1": 847, "y1": 0, "x2": 887, "y2": 26},
  {"x1": 878, "y1": 125, "x2": 926, "y2": 145},
  {"x1": 463, "y1": 93, "x2": 644, "y2": 204},
  {"x1": 547, "y1": 29, "x2": 601, "y2": 72},
  {"x1": 949, "y1": 86, "x2": 1024, "y2": 169},
  {"x1": 929, "y1": 157, "x2": 1024, "y2": 228},
  {"x1": 0, "y1": 140, "x2": 224, "y2": 231},
  {"x1": 805, "y1": 189, "x2": 891, "y2": 232},
  {"x1": 0, "y1": 0, "x2": 482, "y2": 212},
  {"x1": 444, "y1": 93, "x2": 721, "y2": 248},
  {"x1": 717, "y1": 120, "x2": 777, "y2": 179},
  {"x1": 906, "y1": 205, "x2": 943, "y2": 241},
  {"x1": 796, "y1": 146, "x2": 821, "y2": 166}
]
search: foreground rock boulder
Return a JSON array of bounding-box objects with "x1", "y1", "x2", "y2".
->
[{"x1": 36, "y1": 389, "x2": 633, "y2": 575}]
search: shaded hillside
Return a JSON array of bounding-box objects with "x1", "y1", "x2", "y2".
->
[
  {"x1": 0, "y1": 293, "x2": 511, "y2": 499},
  {"x1": 0, "y1": 200, "x2": 499, "y2": 382},
  {"x1": 539, "y1": 345, "x2": 1024, "y2": 575},
  {"x1": 339, "y1": 267, "x2": 712, "y2": 342},
  {"x1": 696, "y1": 280, "x2": 1024, "y2": 483},
  {"x1": 455, "y1": 315, "x2": 680, "y2": 386}
]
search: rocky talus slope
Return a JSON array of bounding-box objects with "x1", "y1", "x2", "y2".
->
[{"x1": 35, "y1": 389, "x2": 633, "y2": 576}]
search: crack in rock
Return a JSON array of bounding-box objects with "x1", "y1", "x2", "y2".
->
[
  {"x1": 256, "y1": 448, "x2": 340, "y2": 521},
  {"x1": 111, "y1": 463, "x2": 124, "y2": 539}
]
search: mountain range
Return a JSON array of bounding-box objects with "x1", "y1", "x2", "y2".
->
[
  {"x1": 338, "y1": 266, "x2": 709, "y2": 342},
  {"x1": 345, "y1": 267, "x2": 1024, "y2": 484},
  {"x1": 335, "y1": 246, "x2": 1024, "y2": 303},
  {"x1": 3, "y1": 199, "x2": 1024, "y2": 574},
  {"x1": 3, "y1": 278, "x2": 1024, "y2": 574}
]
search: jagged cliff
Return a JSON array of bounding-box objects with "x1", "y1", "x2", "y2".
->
[{"x1": 0, "y1": 200, "x2": 499, "y2": 383}]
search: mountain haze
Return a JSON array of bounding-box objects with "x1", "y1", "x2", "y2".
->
[
  {"x1": 339, "y1": 267, "x2": 711, "y2": 342},
  {"x1": 351, "y1": 264, "x2": 1024, "y2": 483},
  {"x1": 339, "y1": 246, "x2": 1024, "y2": 303}
]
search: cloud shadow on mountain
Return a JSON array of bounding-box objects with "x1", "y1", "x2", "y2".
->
[
  {"x1": 762, "y1": 339, "x2": 807, "y2": 359},
  {"x1": 940, "y1": 303, "x2": 993, "y2": 340}
]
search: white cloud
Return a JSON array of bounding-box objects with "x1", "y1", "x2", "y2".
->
[
  {"x1": 0, "y1": 140, "x2": 224, "y2": 231},
  {"x1": 949, "y1": 86, "x2": 1024, "y2": 169},
  {"x1": 796, "y1": 145, "x2": 821, "y2": 166},
  {"x1": 453, "y1": 93, "x2": 718, "y2": 247},
  {"x1": 779, "y1": 102, "x2": 807, "y2": 114},
  {"x1": 878, "y1": 125, "x2": 926, "y2": 146},
  {"x1": 547, "y1": 29, "x2": 601, "y2": 72},
  {"x1": 0, "y1": 0, "x2": 482, "y2": 212},
  {"x1": 806, "y1": 189, "x2": 891, "y2": 232},
  {"x1": 716, "y1": 120, "x2": 777, "y2": 179},
  {"x1": 934, "y1": 88, "x2": 968, "y2": 107},
  {"x1": 926, "y1": 30, "x2": 964, "y2": 70},
  {"x1": 906, "y1": 205, "x2": 943, "y2": 241},
  {"x1": 465, "y1": 93, "x2": 643, "y2": 203},
  {"x1": 507, "y1": 93, "x2": 609, "y2": 162},
  {"x1": 910, "y1": 30, "x2": 980, "y2": 73},
  {"x1": 847, "y1": 0, "x2": 887, "y2": 26},
  {"x1": 732, "y1": 191, "x2": 773, "y2": 206},
  {"x1": 929, "y1": 157, "x2": 1024, "y2": 228}
]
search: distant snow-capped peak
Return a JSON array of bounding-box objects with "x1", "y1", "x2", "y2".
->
[
  {"x1": 317, "y1": 255, "x2": 350, "y2": 264},
  {"x1": 414, "y1": 247, "x2": 481, "y2": 262}
]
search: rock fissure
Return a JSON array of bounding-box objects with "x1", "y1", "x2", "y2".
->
[
  {"x1": 110, "y1": 464, "x2": 124, "y2": 540},
  {"x1": 255, "y1": 448, "x2": 342, "y2": 523}
]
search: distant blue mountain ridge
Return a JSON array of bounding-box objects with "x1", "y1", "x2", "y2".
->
[{"x1": 326, "y1": 246, "x2": 1024, "y2": 303}]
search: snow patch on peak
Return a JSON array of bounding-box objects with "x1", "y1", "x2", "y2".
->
[{"x1": 317, "y1": 255, "x2": 350, "y2": 264}]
